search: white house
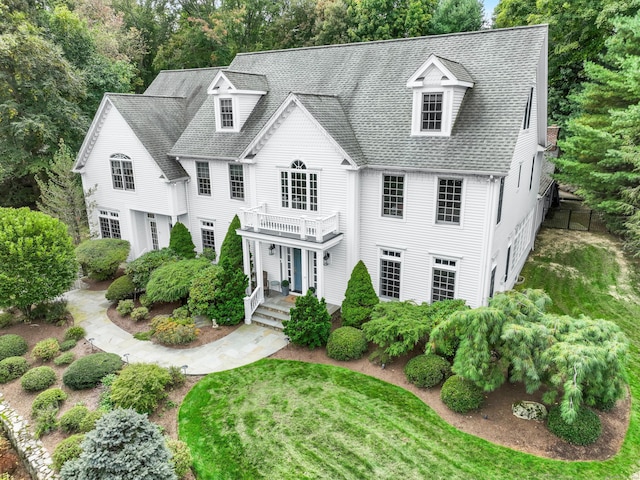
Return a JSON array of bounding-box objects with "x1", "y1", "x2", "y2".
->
[{"x1": 74, "y1": 25, "x2": 550, "y2": 322}]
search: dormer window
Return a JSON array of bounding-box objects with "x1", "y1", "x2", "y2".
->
[
  {"x1": 220, "y1": 98, "x2": 234, "y2": 128},
  {"x1": 422, "y1": 93, "x2": 443, "y2": 132},
  {"x1": 208, "y1": 70, "x2": 267, "y2": 133}
]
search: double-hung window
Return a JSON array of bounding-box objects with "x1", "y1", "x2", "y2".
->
[
  {"x1": 382, "y1": 174, "x2": 404, "y2": 218},
  {"x1": 220, "y1": 98, "x2": 234, "y2": 128},
  {"x1": 110, "y1": 154, "x2": 134, "y2": 191},
  {"x1": 422, "y1": 93, "x2": 443, "y2": 132},
  {"x1": 432, "y1": 258, "x2": 457, "y2": 302},
  {"x1": 436, "y1": 178, "x2": 462, "y2": 224},
  {"x1": 380, "y1": 249, "x2": 402, "y2": 299},
  {"x1": 99, "y1": 210, "x2": 121, "y2": 239},
  {"x1": 196, "y1": 162, "x2": 211, "y2": 196},
  {"x1": 229, "y1": 164, "x2": 244, "y2": 200},
  {"x1": 280, "y1": 160, "x2": 317, "y2": 211},
  {"x1": 200, "y1": 220, "x2": 215, "y2": 252}
]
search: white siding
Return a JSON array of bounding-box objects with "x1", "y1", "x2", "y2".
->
[{"x1": 237, "y1": 94, "x2": 262, "y2": 129}]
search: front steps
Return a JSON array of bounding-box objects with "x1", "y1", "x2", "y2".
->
[{"x1": 251, "y1": 302, "x2": 292, "y2": 331}]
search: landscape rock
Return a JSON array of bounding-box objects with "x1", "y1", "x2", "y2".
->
[{"x1": 512, "y1": 401, "x2": 548, "y2": 421}]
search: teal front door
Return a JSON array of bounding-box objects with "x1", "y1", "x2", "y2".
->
[{"x1": 293, "y1": 248, "x2": 302, "y2": 292}]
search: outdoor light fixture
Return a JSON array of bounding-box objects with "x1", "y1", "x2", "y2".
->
[
  {"x1": 181, "y1": 365, "x2": 188, "y2": 375},
  {"x1": 323, "y1": 252, "x2": 331, "y2": 266},
  {"x1": 123, "y1": 353, "x2": 130, "y2": 364},
  {"x1": 87, "y1": 338, "x2": 95, "y2": 352},
  {"x1": 268, "y1": 244, "x2": 276, "y2": 255}
]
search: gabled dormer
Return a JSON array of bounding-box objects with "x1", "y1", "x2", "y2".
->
[
  {"x1": 207, "y1": 70, "x2": 268, "y2": 133},
  {"x1": 407, "y1": 54, "x2": 474, "y2": 137}
]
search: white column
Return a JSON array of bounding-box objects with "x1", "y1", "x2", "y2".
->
[
  {"x1": 316, "y1": 251, "x2": 324, "y2": 299},
  {"x1": 242, "y1": 237, "x2": 251, "y2": 295},
  {"x1": 254, "y1": 240, "x2": 264, "y2": 303},
  {"x1": 301, "y1": 247, "x2": 309, "y2": 295}
]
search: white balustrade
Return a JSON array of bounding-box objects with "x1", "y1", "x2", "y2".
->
[
  {"x1": 240, "y1": 205, "x2": 339, "y2": 242},
  {"x1": 243, "y1": 285, "x2": 263, "y2": 324}
]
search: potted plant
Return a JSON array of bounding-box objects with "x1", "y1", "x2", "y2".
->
[{"x1": 281, "y1": 280, "x2": 290, "y2": 296}]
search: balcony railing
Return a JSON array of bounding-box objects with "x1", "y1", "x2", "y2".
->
[{"x1": 240, "y1": 204, "x2": 339, "y2": 242}]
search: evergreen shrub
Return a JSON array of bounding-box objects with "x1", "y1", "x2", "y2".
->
[
  {"x1": 0, "y1": 334, "x2": 28, "y2": 360},
  {"x1": 341, "y1": 260, "x2": 379, "y2": 327},
  {"x1": 146, "y1": 258, "x2": 211, "y2": 304},
  {"x1": 124, "y1": 248, "x2": 178, "y2": 290},
  {"x1": 32, "y1": 338, "x2": 60, "y2": 362},
  {"x1": 79, "y1": 410, "x2": 104, "y2": 433},
  {"x1": 547, "y1": 406, "x2": 602, "y2": 445},
  {"x1": 105, "y1": 275, "x2": 136, "y2": 302},
  {"x1": 54, "y1": 352, "x2": 75, "y2": 366},
  {"x1": 21, "y1": 366, "x2": 56, "y2": 391},
  {"x1": 31, "y1": 388, "x2": 67, "y2": 417},
  {"x1": 326, "y1": 327, "x2": 368, "y2": 361},
  {"x1": 30, "y1": 299, "x2": 68, "y2": 324},
  {"x1": 131, "y1": 307, "x2": 149, "y2": 322},
  {"x1": 59, "y1": 340, "x2": 77, "y2": 352},
  {"x1": 169, "y1": 223, "x2": 196, "y2": 259},
  {"x1": 0, "y1": 312, "x2": 13, "y2": 329},
  {"x1": 166, "y1": 438, "x2": 193, "y2": 479},
  {"x1": 139, "y1": 294, "x2": 152, "y2": 308},
  {"x1": 0, "y1": 356, "x2": 29, "y2": 383},
  {"x1": 404, "y1": 354, "x2": 451, "y2": 388},
  {"x1": 34, "y1": 404, "x2": 58, "y2": 437},
  {"x1": 64, "y1": 326, "x2": 86, "y2": 342},
  {"x1": 63, "y1": 353, "x2": 123, "y2": 390},
  {"x1": 283, "y1": 290, "x2": 331, "y2": 349},
  {"x1": 59, "y1": 405, "x2": 90, "y2": 434},
  {"x1": 53, "y1": 434, "x2": 84, "y2": 472},
  {"x1": 75, "y1": 239, "x2": 130, "y2": 281},
  {"x1": 116, "y1": 299, "x2": 134, "y2": 316},
  {"x1": 109, "y1": 363, "x2": 172, "y2": 414},
  {"x1": 440, "y1": 375, "x2": 484, "y2": 413}
]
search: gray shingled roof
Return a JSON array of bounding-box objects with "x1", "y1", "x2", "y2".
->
[
  {"x1": 222, "y1": 70, "x2": 269, "y2": 92},
  {"x1": 539, "y1": 155, "x2": 555, "y2": 196},
  {"x1": 170, "y1": 25, "x2": 546, "y2": 174},
  {"x1": 437, "y1": 57, "x2": 474, "y2": 84}
]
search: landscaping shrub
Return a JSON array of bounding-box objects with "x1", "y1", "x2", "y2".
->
[
  {"x1": 34, "y1": 404, "x2": 59, "y2": 438},
  {"x1": 188, "y1": 265, "x2": 222, "y2": 320},
  {"x1": 116, "y1": 299, "x2": 134, "y2": 316},
  {"x1": 75, "y1": 239, "x2": 130, "y2": 281},
  {"x1": 283, "y1": 290, "x2": 331, "y2": 349},
  {"x1": 0, "y1": 312, "x2": 13, "y2": 329},
  {"x1": 54, "y1": 352, "x2": 75, "y2": 366},
  {"x1": 341, "y1": 260, "x2": 379, "y2": 327},
  {"x1": 134, "y1": 331, "x2": 152, "y2": 341},
  {"x1": 110, "y1": 363, "x2": 172, "y2": 414},
  {"x1": 404, "y1": 354, "x2": 451, "y2": 388},
  {"x1": 79, "y1": 410, "x2": 105, "y2": 433},
  {"x1": 63, "y1": 353, "x2": 123, "y2": 390},
  {"x1": 98, "y1": 374, "x2": 117, "y2": 411},
  {"x1": 167, "y1": 366, "x2": 186, "y2": 389},
  {"x1": 172, "y1": 306, "x2": 190, "y2": 319},
  {"x1": 30, "y1": 298, "x2": 69, "y2": 324},
  {"x1": 64, "y1": 326, "x2": 86, "y2": 342},
  {"x1": 146, "y1": 258, "x2": 211, "y2": 304},
  {"x1": 32, "y1": 338, "x2": 60, "y2": 362},
  {"x1": 151, "y1": 316, "x2": 200, "y2": 346},
  {"x1": 547, "y1": 406, "x2": 602, "y2": 445},
  {"x1": 124, "y1": 248, "x2": 178, "y2": 290},
  {"x1": 166, "y1": 438, "x2": 193, "y2": 479},
  {"x1": 199, "y1": 247, "x2": 216, "y2": 262},
  {"x1": 0, "y1": 356, "x2": 29, "y2": 383},
  {"x1": 440, "y1": 375, "x2": 484, "y2": 413},
  {"x1": 169, "y1": 222, "x2": 196, "y2": 259},
  {"x1": 59, "y1": 340, "x2": 77, "y2": 352},
  {"x1": 21, "y1": 366, "x2": 57, "y2": 391},
  {"x1": 53, "y1": 434, "x2": 84, "y2": 472},
  {"x1": 31, "y1": 388, "x2": 68, "y2": 417},
  {"x1": 326, "y1": 327, "x2": 368, "y2": 361},
  {"x1": 105, "y1": 275, "x2": 136, "y2": 302},
  {"x1": 131, "y1": 307, "x2": 149, "y2": 322},
  {"x1": 0, "y1": 334, "x2": 28, "y2": 361},
  {"x1": 139, "y1": 294, "x2": 152, "y2": 308},
  {"x1": 59, "y1": 405, "x2": 90, "y2": 434}
]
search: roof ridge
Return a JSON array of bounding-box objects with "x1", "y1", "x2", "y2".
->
[
  {"x1": 223, "y1": 70, "x2": 268, "y2": 77},
  {"x1": 156, "y1": 67, "x2": 225, "y2": 73},
  {"x1": 109, "y1": 93, "x2": 186, "y2": 100}
]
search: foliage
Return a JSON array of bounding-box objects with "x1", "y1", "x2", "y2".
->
[
  {"x1": 63, "y1": 353, "x2": 123, "y2": 390},
  {"x1": 79, "y1": 410, "x2": 105, "y2": 433},
  {"x1": 199, "y1": 247, "x2": 217, "y2": 262},
  {"x1": 32, "y1": 338, "x2": 61, "y2": 362},
  {"x1": 21, "y1": 366, "x2": 57, "y2": 392},
  {"x1": 64, "y1": 326, "x2": 86, "y2": 342},
  {"x1": 34, "y1": 404, "x2": 59, "y2": 438},
  {"x1": 105, "y1": 275, "x2": 136, "y2": 302},
  {"x1": 187, "y1": 265, "x2": 222, "y2": 319},
  {"x1": 326, "y1": 326, "x2": 368, "y2": 361},
  {"x1": 116, "y1": 299, "x2": 135, "y2": 316},
  {"x1": 218, "y1": 215, "x2": 243, "y2": 270},
  {"x1": 404, "y1": 354, "x2": 451, "y2": 388},
  {"x1": 0, "y1": 334, "x2": 28, "y2": 361},
  {"x1": 429, "y1": 0, "x2": 483, "y2": 34},
  {"x1": 54, "y1": 352, "x2": 76, "y2": 366},
  {"x1": 283, "y1": 290, "x2": 332, "y2": 348},
  {"x1": 146, "y1": 258, "x2": 211, "y2": 304},
  {"x1": 59, "y1": 340, "x2": 77, "y2": 352},
  {"x1": 134, "y1": 331, "x2": 152, "y2": 341},
  {"x1": 0, "y1": 356, "x2": 30, "y2": 383},
  {"x1": 440, "y1": 375, "x2": 484, "y2": 413},
  {"x1": 32, "y1": 388, "x2": 68, "y2": 418},
  {"x1": 30, "y1": 298, "x2": 69, "y2": 324},
  {"x1": 131, "y1": 307, "x2": 149, "y2": 322},
  {"x1": 547, "y1": 406, "x2": 602, "y2": 446},
  {"x1": 75, "y1": 239, "x2": 130, "y2": 281},
  {"x1": 60, "y1": 408, "x2": 176, "y2": 480},
  {"x1": 169, "y1": 223, "x2": 196, "y2": 259},
  {"x1": 0, "y1": 312, "x2": 13, "y2": 329},
  {"x1": 53, "y1": 434, "x2": 85, "y2": 472},
  {"x1": 341, "y1": 260, "x2": 379, "y2": 327},
  {"x1": 151, "y1": 316, "x2": 200, "y2": 345},
  {"x1": 140, "y1": 294, "x2": 153, "y2": 308},
  {"x1": 124, "y1": 248, "x2": 179, "y2": 290},
  {"x1": 59, "y1": 405, "x2": 90, "y2": 434},
  {"x1": 166, "y1": 366, "x2": 186, "y2": 389},
  {"x1": 109, "y1": 363, "x2": 172, "y2": 414},
  {"x1": 166, "y1": 438, "x2": 193, "y2": 479},
  {"x1": 0, "y1": 208, "x2": 78, "y2": 319}
]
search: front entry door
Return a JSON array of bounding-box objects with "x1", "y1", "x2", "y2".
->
[{"x1": 293, "y1": 248, "x2": 302, "y2": 292}]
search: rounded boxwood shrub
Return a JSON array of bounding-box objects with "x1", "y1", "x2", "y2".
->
[
  {"x1": 59, "y1": 339, "x2": 77, "y2": 352},
  {"x1": 109, "y1": 363, "x2": 172, "y2": 414},
  {"x1": 0, "y1": 334, "x2": 28, "y2": 361},
  {"x1": 54, "y1": 352, "x2": 75, "y2": 366},
  {"x1": 440, "y1": 375, "x2": 484, "y2": 413},
  {"x1": 0, "y1": 312, "x2": 14, "y2": 329},
  {"x1": 31, "y1": 388, "x2": 68, "y2": 417},
  {"x1": 105, "y1": 275, "x2": 136, "y2": 302},
  {"x1": 63, "y1": 353, "x2": 123, "y2": 390},
  {"x1": 131, "y1": 307, "x2": 149, "y2": 322},
  {"x1": 75, "y1": 238, "x2": 130, "y2": 281},
  {"x1": 547, "y1": 406, "x2": 602, "y2": 445},
  {"x1": 326, "y1": 327, "x2": 368, "y2": 361},
  {"x1": 53, "y1": 433, "x2": 84, "y2": 472},
  {"x1": 64, "y1": 326, "x2": 86, "y2": 342},
  {"x1": 0, "y1": 356, "x2": 29, "y2": 383},
  {"x1": 166, "y1": 438, "x2": 193, "y2": 479},
  {"x1": 21, "y1": 366, "x2": 57, "y2": 391},
  {"x1": 32, "y1": 338, "x2": 60, "y2": 362},
  {"x1": 116, "y1": 299, "x2": 135, "y2": 317},
  {"x1": 59, "y1": 405, "x2": 90, "y2": 434},
  {"x1": 404, "y1": 354, "x2": 452, "y2": 388}
]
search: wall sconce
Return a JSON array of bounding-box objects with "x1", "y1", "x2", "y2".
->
[
  {"x1": 268, "y1": 244, "x2": 276, "y2": 256},
  {"x1": 323, "y1": 252, "x2": 331, "y2": 266}
]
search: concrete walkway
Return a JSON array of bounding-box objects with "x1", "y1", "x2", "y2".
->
[{"x1": 64, "y1": 289, "x2": 288, "y2": 375}]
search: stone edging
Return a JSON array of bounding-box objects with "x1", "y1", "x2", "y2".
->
[{"x1": 0, "y1": 393, "x2": 59, "y2": 480}]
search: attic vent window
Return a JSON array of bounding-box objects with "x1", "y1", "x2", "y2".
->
[
  {"x1": 220, "y1": 98, "x2": 234, "y2": 128},
  {"x1": 422, "y1": 93, "x2": 443, "y2": 132}
]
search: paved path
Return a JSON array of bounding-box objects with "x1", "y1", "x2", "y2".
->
[{"x1": 64, "y1": 289, "x2": 288, "y2": 375}]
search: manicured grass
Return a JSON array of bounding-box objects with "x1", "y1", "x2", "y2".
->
[{"x1": 179, "y1": 231, "x2": 640, "y2": 479}]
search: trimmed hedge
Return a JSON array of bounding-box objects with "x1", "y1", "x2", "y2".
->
[
  {"x1": 75, "y1": 239, "x2": 130, "y2": 281},
  {"x1": 0, "y1": 334, "x2": 28, "y2": 361},
  {"x1": 109, "y1": 363, "x2": 172, "y2": 414},
  {"x1": 547, "y1": 406, "x2": 602, "y2": 445},
  {"x1": 63, "y1": 353, "x2": 123, "y2": 390},
  {"x1": 31, "y1": 388, "x2": 68, "y2": 417},
  {"x1": 105, "y1": 275, "x2": 136, "y2": 302},
  {"x1": 21, "y1": 366, "x2": 57, "y2": 391},
  {"x1": 54, "y1": 352, "x2": 75, "y2": 366},
  {"x1": 440, "y1": 375, "x2": 484, "y2": 413},
  {"x1": 326, "y1": 327, "x2": 368, "y2": 361},
  {"x1": 0, "y1": 356, "x2": 29, "y2": 383},
  {"x1": 404, "y1": 354, "x2": 451, "y2": 388},
  {"x1": 53, "y1": 434, "x2": 84, "y2": 472},
  {"x1": 59, "y1": 405, "x2": 90, "y2": 434},
  {"x1": 32, "y1": 338, "x2": 60, "y2": 362}
]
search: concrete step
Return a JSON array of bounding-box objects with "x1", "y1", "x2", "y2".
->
[
  {"x1": 252, "y1": 315, "x2": 284, "y2": 331},
  {"x1": 255, "y1": 306, "x2": 290, "y2": 322}
]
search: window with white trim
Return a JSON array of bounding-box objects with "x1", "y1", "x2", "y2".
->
[
  {"x1": 512, "y1": 212, "x2": 533, "y2": 268},
  {"x1": 99, "y1": 210, "x2": 121, "y2": 239},
  {"x1": 422, "y1": 93, "x2": 443, "y2": 132},
  {"x1": 432, "y1": 258, "x2": 457, "y2": 302},
  {"x1": 280, "y1": 160, "x2": 317, "y2": 211},
  {"x1": 382, "y1": 174, "x2": 404, "y2": 218},
  {"x1": 380, "y1": 249, "x2": 402, "y2": 299},
  {"x1": 523, "y1": 87, "x2": 534, "y2": 130},
  {"x1": 229, "y1": 164, "x2": 244, "y2": 199},
  {"x1": 110, "y1": 154, "x2": 134, "y2": 191},
  {"x1": 200, "y1": 220, "x2": 216, "y2": 252},
  {"x1": 437, "y1": 178, "x2": 462, "y2": 224},
  {"x1": 196, "y1": 162, "x2": 211, "y2": 196},
  {"x1": 220, "y1": 98, "x2": 234, "y2": 128}
]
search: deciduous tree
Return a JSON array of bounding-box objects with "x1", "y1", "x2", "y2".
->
[{"x1": 429, "y1": 0, "x2": 484, "y2": 35}]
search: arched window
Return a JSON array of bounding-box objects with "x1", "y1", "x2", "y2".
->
[
  {"x1": 110, "y1": 154, "x2": 135, "y2": 191},
  {"x1": 280, "y1": 161, "x2": 317, "y2": 211}
]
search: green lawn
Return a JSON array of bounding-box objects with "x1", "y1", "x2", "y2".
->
[{"x1": 179, "y1": 230, "x2": 640, "y2": 479}]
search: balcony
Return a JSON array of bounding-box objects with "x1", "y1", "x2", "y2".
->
[{"x1": 240, "y1": 204, "x2": 340, "y2": 242}]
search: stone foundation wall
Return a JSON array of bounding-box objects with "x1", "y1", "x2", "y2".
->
[{"x1": 0, "y1": 393, "x2": 59, "y2": 480}]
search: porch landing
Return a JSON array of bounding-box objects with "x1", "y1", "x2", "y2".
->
[{"x1": 251, "y1": 292, "x2": 340, "y2": 331}]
